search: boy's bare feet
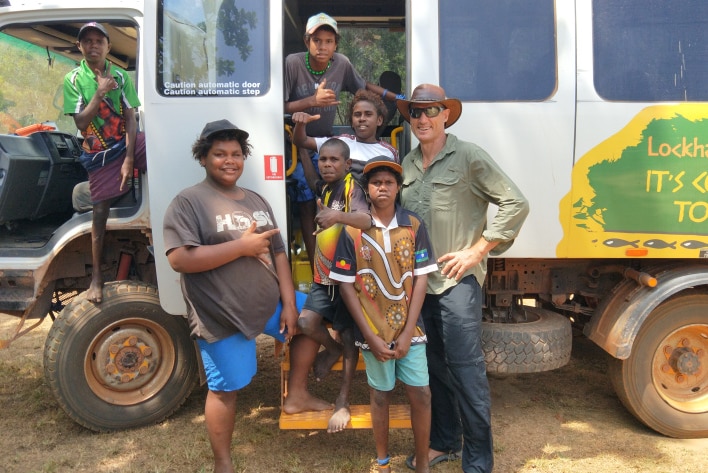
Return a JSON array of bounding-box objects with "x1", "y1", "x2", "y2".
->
[
  {"x1": 313, "y1": 347, "x2": 342, "y2": 382},
  {"x1": 86, "y1": 277, "x2": 103, "y2": 303},
  {"x1": 214, "y1": 458, "x2": 235, "y2": 473},
  {"x1": 326, "y1": 404, "x2": 351, "y2": 433},
  {"x1": 282, "y1": 391, "x2": 332, "y2": 414}
]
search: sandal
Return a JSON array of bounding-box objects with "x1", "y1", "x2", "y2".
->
[{"x1": 405, "y1": 450, "x2": 462, "y2": 470}]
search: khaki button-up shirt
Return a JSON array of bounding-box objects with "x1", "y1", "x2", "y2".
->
[{"x1": 401, "y1": 134, "x2": 529, "y2": 294}]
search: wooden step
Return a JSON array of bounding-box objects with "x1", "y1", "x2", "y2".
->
[
  {"x1": 279, "y1": 403, "x2": 412, "y2": 429},
  {"x1": 278, "y1": 338, "x2": 413, "y2": 430}
]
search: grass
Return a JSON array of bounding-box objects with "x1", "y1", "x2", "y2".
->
[{"x1": 1, "y1": 313, "x2": 707, "y2": 473}]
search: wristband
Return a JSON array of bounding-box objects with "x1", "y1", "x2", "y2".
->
[
  {"x1": 381, "y1": 88, "x2": 388, "y2": 99},
  {"x1": 395, "y1": 93, "x2": 405, "y2": 100},
  {"x1": 377, "y1": 455, "x2": 390, "y2": 466}
]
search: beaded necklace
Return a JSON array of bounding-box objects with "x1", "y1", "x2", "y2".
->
[{"x1": 305, "y1": 51, "x2": 331, "y2": 76}]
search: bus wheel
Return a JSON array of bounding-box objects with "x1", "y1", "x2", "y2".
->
[
  {"x1": 608, "y1": 293, "x2": 708, "y2": 438},
  {"x1": 482, "y1": 306, "x2": 572, "y2": 374},
  {"x1": 43, "y1": 281, "x2": 198, "y2": 432}
]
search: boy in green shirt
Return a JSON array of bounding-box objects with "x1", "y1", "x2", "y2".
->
[{"x1": 63, "y1": 22, "x2": 146, "y2": 303}]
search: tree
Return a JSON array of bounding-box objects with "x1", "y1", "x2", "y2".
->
[
  {"x1": 217, "y1": 0, "x2": 257, "y2": 62},
  {"x1": 335, "y1": 27, "x2": 405, "y2": 126}
]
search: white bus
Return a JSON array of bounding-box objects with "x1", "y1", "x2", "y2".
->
[{"x1": 0, "y1": 0, "x2": 705, "y2": 438}]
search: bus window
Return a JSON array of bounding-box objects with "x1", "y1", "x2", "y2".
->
[
  {"x1": 0, "y1": 31, "x2": 79, "y2": 134},
  {"x1": 157, "y1": 0, "x2": 270, "y2": 97},
  {"x1": 593, "y1": 0, "x2": 708, "y2": 102},
  {"x1": 0, "y1": 21, "x2": 139, "y2": 136},
  {"x1": 439, "y1": 0, "x2": 556, "y2": 101}
]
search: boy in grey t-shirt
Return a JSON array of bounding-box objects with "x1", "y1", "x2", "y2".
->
[{"x1": 163, "y1": 119, "x2": 298, "y2": 473}]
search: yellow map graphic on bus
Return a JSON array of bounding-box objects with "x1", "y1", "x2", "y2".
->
[{"x1": 558, "y1": 104, "x2": 708, "y2": 258}]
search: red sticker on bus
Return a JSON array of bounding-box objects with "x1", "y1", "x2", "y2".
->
[{"x1": 264, "y1": 155, "x2": 284, "y2": 180}]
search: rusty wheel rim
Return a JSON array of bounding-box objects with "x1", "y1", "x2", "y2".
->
[
  {"x1": 84, "y1": 317, "x2": 176, "y2": 406},
  {"x1": 651, "y1": 323, "x2": 708, "y2": 414}
]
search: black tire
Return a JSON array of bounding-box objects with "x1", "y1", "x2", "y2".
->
[
  {"x1": 608, "y1": 293, "x2": 708, "y2": 438},
  {"x1": 482, "y1": 306, "x2": 572, "y2": 373},
  {"x1": 43, "y1": 281, "x2": 198, "y2": 432}
]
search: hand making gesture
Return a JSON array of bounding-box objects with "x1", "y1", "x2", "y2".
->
[
  {"x1": 313, "y1": 79, "x2": 339, "y2": 107},
  {"x1": 240, "y1": 221, "x2": 281, "y2": 264},
  {"x1": 93, "y1": 62, "x2": 117, "y2": 97},
  {"x1": 313, "y1": 198, "x2": 340, "y2": 234}
]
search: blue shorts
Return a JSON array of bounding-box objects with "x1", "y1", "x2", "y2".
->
[
  {"x1": 267, "y1": 290, "x2": 308, "y2": 341},
  {"x1": 198, "y1": 292, "x2": 307, "y2": 392},
  {"x1": 288, "y1": 154, "x2": 320, "y2": 203},
  {"x1": 198, "y1": 331, "x2": 257, "y2": 392},
  {"x1": 361, "y1": 344, "x2": 429, "y2": 392}
]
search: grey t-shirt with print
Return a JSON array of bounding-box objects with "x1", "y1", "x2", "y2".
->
[
  {"x1": 163, "y1": 181, "x2": 285, "y2": 342},
  {"x1": 284, "y1": 51, "x2": 366, "y2": 137}
]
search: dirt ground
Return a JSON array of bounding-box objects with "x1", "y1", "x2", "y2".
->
[{"x1": 1, "y1": 312, "x2": 706, "y2": 473}]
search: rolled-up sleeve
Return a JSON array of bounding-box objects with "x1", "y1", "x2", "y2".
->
[
  {"x1": 461, "y1": 142, "x2": 529, "y2": 255},
  {"x1": 481, "y1": 175, "x2": 530, "y2": 255},
  {"x1": 402, "y1": 134, "x2": 529, "y2": 292}
]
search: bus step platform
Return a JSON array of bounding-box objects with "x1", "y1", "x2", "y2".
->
[
  {"x1": 279, "y1": 344, "x2": 412, "y2": 430},
  {"x1": 279, "y1": 403, "x2": 412, "y2": 430}
]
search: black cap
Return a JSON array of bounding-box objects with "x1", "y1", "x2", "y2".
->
[
  {"x1": 363, "y1": 155, "x2": 403, "y2": 176},
  {"x1": 199, "y1": 119, "x2": 249, "y2": 140},
  {"x1": 78, "y1": 22, "x2": 109, "y2": 41}
]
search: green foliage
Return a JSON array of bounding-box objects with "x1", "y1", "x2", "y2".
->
[
  {"x1": 335, "y1": 27, "x2": 405, "y2": 125},
  {"x1": 217, "y1": 58, "x2": 236, "y2": 77},
  {"x1": 217, "y1": 0, "x2": 257, "y2": 62},
  {"x1": 0, "y1": 89, "x2": 15, "y2": 112},
  {"x1": 0, "y1": 33, "x2": 78, "y2": 134}
]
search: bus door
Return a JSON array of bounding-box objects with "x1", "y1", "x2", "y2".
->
[{"x1": 144, "y1": 0, "x2": 288, "y2": 314}]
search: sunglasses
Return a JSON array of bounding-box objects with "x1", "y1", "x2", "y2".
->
[{"x1": 408, "y1": 105, "x2": 446, "y2": 119}]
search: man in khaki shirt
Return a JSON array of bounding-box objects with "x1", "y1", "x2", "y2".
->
[{"x1": 398, "y1": 84, "x2": 529, "y2": 473}]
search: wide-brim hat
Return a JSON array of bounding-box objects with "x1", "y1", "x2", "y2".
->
[
  {"x1": 396, "y1": 84, "x2": 462, "y2": 128},
  {"x1": 306, "y1": 12, "x2": 338, "y2": 35},
  {"x1": 199, "y1": 119, "x2": 249, "y2": 140},
  {"x1": 78, "y1": 22, "x2": 109, "y2": 41},
  {"x1": 363, "y1": 155, "x2": 403, "y2": 177}
]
